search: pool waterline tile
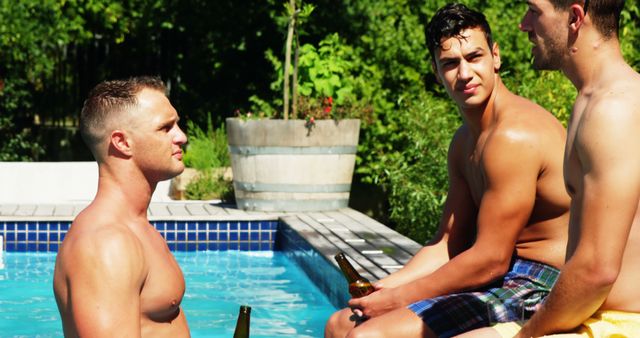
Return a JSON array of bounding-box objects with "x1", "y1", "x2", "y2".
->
[
  {"x1": 1, "y1": 220, "x2": 278, "y2": 253},
  {"x1": 0, "y1": 205, "x2": 422, "y2": 310}
]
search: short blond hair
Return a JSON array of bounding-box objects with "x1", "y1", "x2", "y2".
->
[{"x1": 79, "y1": 76, "x2": 166, "y2": 158}]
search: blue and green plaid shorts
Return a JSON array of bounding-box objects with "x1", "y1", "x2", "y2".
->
[{"x1": 407, "y1": 258, "x2": 559, "y2": 338}]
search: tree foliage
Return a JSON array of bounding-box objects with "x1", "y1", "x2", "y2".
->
[{"x1": 1, "y1": 0, "x2": 639, "y2": 242}]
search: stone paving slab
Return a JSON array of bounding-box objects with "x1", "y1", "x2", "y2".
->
[{"x1": 0, "y1": 202, "x2": 422, "y2": 280}]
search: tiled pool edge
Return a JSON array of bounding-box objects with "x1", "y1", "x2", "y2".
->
[
  {"x1": 0, "y1": 204, "x2": 423, "y2": 310},
  {"x1": 277, "y1": 221, "x2": 351, "y2": 308},
  {"x1": 0, "y1": 220, "x2": 279, "y2": 252},
  {"x1": 277, "y1": 210, "x2": 423, "y2": 309}
]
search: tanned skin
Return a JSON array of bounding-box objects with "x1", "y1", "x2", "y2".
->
[
  {"x1": 462, "y1": 1, "x2": 640, "y2": 337},
  {"x1": 53, "y1": 86, "x2": 190, "y2": 337},
  {"x1": 324, "y1": 27, "x2": 570, "y2": 338}
]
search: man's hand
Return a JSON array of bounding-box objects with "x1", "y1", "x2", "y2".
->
[{"x1": 347, "y1": 286, "x2": 409, "y2": 318}]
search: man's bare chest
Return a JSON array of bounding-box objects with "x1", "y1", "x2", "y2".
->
[{"x1": 139, "y1": 229, "x2": 186, "y2": 322}]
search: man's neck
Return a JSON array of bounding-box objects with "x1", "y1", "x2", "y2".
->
[
  {"x1": 95, "y1": 163, "x2": 155, "y2": 220},
  {"x1": 562, "y1": 31, "x2": 625, "y2": 92}
]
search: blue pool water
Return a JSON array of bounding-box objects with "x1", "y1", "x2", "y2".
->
[{"x1": 0, "y1": 251, "x2": 337, "y2": 337}]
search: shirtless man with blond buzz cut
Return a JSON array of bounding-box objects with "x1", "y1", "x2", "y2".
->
[
  {"x1": 324, "y1": 3, "x2": 571, "y2": 337},
  {"x1": 461, "y1": 0, "x2": 640, "y2": 337},
  {"x1": 53, "y1": 76, "x2": 190, "y2": 337}
]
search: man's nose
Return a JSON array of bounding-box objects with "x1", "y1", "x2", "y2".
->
[
  {"x1": 458, "y1": 60, "x2": 472, "y2": 81},
  {"x1": 519, "y1": 12, "x2": 532, "y2": 32},
  {"x1": 175, "y1": 126, "x2": 188, "y2": 145}
]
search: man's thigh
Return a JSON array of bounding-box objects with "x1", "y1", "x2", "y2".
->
[
  {"x1": 325, "y1": 308, "x2": 360, "y2": 338},
  {"x1": 349, "y1": 308, "x2": 434, "y2": 338}
]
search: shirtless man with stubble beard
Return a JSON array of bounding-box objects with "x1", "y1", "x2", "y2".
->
[{"x1": 53, "y1": 76, "x2": 190, "y2": 337}]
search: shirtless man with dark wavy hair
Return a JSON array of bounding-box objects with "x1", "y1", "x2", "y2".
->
[{"x1": 324, "y1": 3, "x2": 571, "y2": 337}]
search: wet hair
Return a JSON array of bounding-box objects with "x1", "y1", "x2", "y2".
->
[
  {"x1": 549, "y1": 0, "x2": 625, "y2": 38},
  {"x1": 425, "y1": 3, "x2": 494, "y2": 65},
  {"x1": 79, "y1": 76, "x2": 166, "y2": 157}
]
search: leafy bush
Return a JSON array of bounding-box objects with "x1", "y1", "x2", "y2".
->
[
  {"x1": 185, "y1": 171, "x2": 234, "y2": 202},
  {"x1": 183, "y1": 116, "x2": 230, "y2": 170},
  {"x1": 386, "y1": 93, "x2": 459, "y2": 244},
  {"x1": 182, "y1": 116, "x2": 233, "y2": 201},
  {"x1": 372, "y1": 0, "x2": 637, "y2": 242},
  {"x1": 248, "y1": 32, "x2": 387, "y2": 123}
]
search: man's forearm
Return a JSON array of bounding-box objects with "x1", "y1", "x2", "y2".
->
[
  {"x1": 378, "y1": 242, "x2": 450, "y2": 289},
  {"x1": 518, "y1": 261, "x2": 611, "y2": 337},
  {"x1": 397, "y1": 247, "x2": 510, "y2": 305}
]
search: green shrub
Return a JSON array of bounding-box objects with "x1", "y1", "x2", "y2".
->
[
  {"x1": 386, "y1": 93, "x2": 459, "y2": 244},
  {"x1": 185, "y1": 171, "x2": 234, "y2": 202},
  {"x1": 183, "y1": 116, "x2": 230, "y2": 170},
  {"x1": 182, "y1": 116, "x2": 233, "y2": 200}
]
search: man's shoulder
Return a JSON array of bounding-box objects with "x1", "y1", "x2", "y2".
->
[
  {"x1": 484, "y1": 97, "x2": 562, "y2": 164},
  {"x1": 592, "y1": 74, "x2": 640, "y2": 112},
  {"x1": 494, "y1": 94, "x2": 562, "y2": 139},
  {"x1": 504, "y1": 93, "x2": 557, "y2": 122},
  {"x1": 64, "y1": 208, "x2": 142, "y2": 258}
]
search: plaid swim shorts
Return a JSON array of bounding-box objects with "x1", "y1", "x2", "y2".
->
[{"x1": 407, "y1": 258, "x2": 559, "y2": 338}]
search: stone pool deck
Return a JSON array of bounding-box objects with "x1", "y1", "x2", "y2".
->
[{"x1": 0, "y1": 202, "x2": 423, "y2": 284}]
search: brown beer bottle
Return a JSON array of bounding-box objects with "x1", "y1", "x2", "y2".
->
[
  {"x1": 233, "y1": 305, "x2": 251, "y2": 338},
  {"x1": 334, "y1": 252, "x2": 375, "y2": 298}
]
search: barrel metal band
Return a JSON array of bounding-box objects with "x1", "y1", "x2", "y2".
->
[
  {"x1": 237, "y1": 198, "x2": 349, "y2": 211},
  {"x1": 229, "y1": 146, "x2": 357, "y2": 156},
  {"x1": 235, "y1": 181, "x2": 351, "y2": 193}
]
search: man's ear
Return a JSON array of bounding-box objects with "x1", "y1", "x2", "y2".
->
[
  {"x1": 110, "y1": 130, "x2": 133, "y2": 157},
  {"x1": 431, "y1": 61, "x2": 442, "y2": 85},
  {"x1": 568, "y1": 3, "x2": 586, "y2": 33},
  {"x1": 492, "y1": 42, "x2": 502, "y2": 72}
]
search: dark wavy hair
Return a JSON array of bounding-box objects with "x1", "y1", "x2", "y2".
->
[
  {"x1": 549, "y1": 0, "x2": 624, "y2": 38},
  {"x1": 425, "y1": 3, "x2": 493, "y2": 65}
]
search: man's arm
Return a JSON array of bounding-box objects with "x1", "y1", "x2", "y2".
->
[
  {"x1": 67, "y1": 226, "x2": 147, "y2": 337},
  {"x1": 351, "y1": 128, "x2": 540, "y2": 317},
  {"x1": 517, "y1": 101, "x2": 640, "y2": 337}
]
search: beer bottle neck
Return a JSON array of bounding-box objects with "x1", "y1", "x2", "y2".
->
[{"x1": 335, "y1": 253, "x2": 363, "y2": 283}]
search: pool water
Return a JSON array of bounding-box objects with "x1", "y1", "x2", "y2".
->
[{"x1": 0, "y1": 251, "x2": 337, "y2": 337}]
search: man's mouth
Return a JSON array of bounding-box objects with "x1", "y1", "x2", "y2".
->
[{"x1": 461, "y1": 84, "x2": 478, "y2": 95}]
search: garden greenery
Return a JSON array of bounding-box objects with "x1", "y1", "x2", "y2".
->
[
  {"x1": 182, "y1": 116, "x2": 233, "y2": 201},
  {"x1": 1, "y1": 0, "x2": 639, "y2": 243}
]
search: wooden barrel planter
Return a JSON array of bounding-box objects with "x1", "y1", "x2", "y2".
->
[{"x1": 226, "y1": 118, "x2": 360, "y2": 211}]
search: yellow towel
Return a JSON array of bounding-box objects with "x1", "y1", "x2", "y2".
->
[{"x1": 491, "y1": 310, "x2": 640, "y2": 338}]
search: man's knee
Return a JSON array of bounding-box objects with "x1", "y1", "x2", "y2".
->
[
  {"x1": 346, "y1": 325, "x2": 381, "y2": 338},
  {"x1": 325, "y1": 308, "x2": 354, "y2": 338}
]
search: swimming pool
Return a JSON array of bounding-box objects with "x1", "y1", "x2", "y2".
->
[
  {"x1": 0, "y1": 251, "x2": 337, "y2": 337},
  {"x1": 0, "y1": 208, "x2": 415, "y2": 336}
]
